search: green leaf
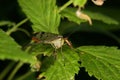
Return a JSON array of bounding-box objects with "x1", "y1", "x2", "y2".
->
[
  {"x1": 70, "y1": 0, "x2": 87, "y2": 7},
  {"x1": 60, "y1": 8, "x2": 85, "y2": 24},
  {"x1": 84, "y1": 11, "x2": 119, "y2": 25},
  {"x1": 18, "y1": 0, "x2": 60, "y2": 34},
  {"x1": 41, "y1": 46, "x2": 80, "y2": 80},
  {"x1": 60, "y1": 8, "x2": 119, "y2": 25},
  {"x1": 0, "y1": 30, "x2": 36, "y2": 64},
  {"x1": 77, "y1": 46, "x2": 120, "y2": 80}
]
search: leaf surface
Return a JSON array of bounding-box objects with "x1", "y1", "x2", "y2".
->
[
  {"x1": 41, "y1": 46, "x2": 80, "y2": 80},
  {"x1": 30, "y1": 43, "x2": 54, "y2": 56},
  {"x1": 77, "y1": 46, "x2": 120, "y2": 80},
  {"x1": 84, "y1": 11, "x2": 119, "y2": 25},
  {"x1": 18, "y1": 0, "x2": 60, "y2": 34},
  {"x1": 60, "y1": 8, "x2": 85, "y2": 24},
  {"x1": 70, "y1": 0, "x2": 87, "y2": 7},
  {"x1": 0, "y1": 30, "x2": 36, "y2": 64}
]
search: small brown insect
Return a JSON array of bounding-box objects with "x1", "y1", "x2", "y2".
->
[
  {"x1": 92, "y1": 0, "x2": 105, "y2": 6},
  {"x1": 32, "y1": 32, "x2": 72, "y2": 49}
]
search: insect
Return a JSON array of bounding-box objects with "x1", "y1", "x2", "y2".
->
[
  {"x1": 91, "y1": 0, "x2": 105, "y2": 6},
  {"x1": 32, "y1": 32, "x2": 72, "y2": 49}
]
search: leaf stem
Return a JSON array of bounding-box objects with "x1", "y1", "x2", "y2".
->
[
  {"x1": 58, "y1": 0, "x2": 73, "y2": 13},
  {"x1": 7, "y1": 41, "x2": 34, "y2": 80},
  {"x1": 16, "y1": 71, "x2": 33, "y2": 80},
  {"x1": 0, "y1": 62, "x2": 15, "y2": 80},
  {"x1": 6, "y1": 18, "x2": 28, "y2": 35},
  {"x1": 7, "y1": 62, "x2": 23, "y2": 80},
  {"x1": 16, "y1": 28, "x2": 31, "y2": 37}
]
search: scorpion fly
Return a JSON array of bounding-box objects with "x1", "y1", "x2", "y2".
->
[{"x1": 32, "y1": 32, "x2": 72, "y2": 50}]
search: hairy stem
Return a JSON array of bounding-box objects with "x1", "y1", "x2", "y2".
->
[
  {"x1": 6, "y1": 18, "x2": 28, "y2": 35},
  {"x1": 16, "y1": 71, "x2": 33, "y2": 80},
  {"x1": 58, "y1": 0, "x2": 73, "y2": 13},
  {"x1": 16, "y1": 28, "x2": 31, "y2": 37},
  {"x1": 7, "y1": 41, "x2": 33, "y2": 80},
  {"x1": 0, "y1": 62, "x2": 15, "y2": 80},
  {"x1": 7, "y1": 62, "x2": 23, "y2": 80}
]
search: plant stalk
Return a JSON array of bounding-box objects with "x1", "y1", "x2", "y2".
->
[
  {"x1": 6, "y1": 18, "x2": 28, "y2": 35},
  {"x1": 7, "y1": 62, "x2": 23, "y2": 80},
  {"x1": 58, "y1": 0, "x2": 73, "y2": 13},
  {"x1": 16, "y1": 71, "x2": 33, "y2": 80},
  {"x1": 0, "y1": 62, "x2": 15, "y2": 80},
  {"x1": 7, "y1": 40, "x2": 34, "y2": 80}
]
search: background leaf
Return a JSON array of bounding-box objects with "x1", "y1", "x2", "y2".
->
[
  {"x1": 77, "y1": 46, "x2": 120, "y2": 80},
  {"x1": 41, "y1": 46, "x2": 80, "y2": 80},
  {"x1": 18, "y1": 0, "x2": 60, "y2": 34},
  {"x1": 60, "y1": 8, "x2": 119, "y2": 26},
  {"x1": 70, "y1": 0, "x2": 87, "y2": 7},
  {"x1": 0, "y1": 30, "x2": 36, "y2": 64},
  {"x1": 60, "y1": 8, "x2": 85, "y2": 24},
  {"x1": 84, "y1": 11, "x2": 119, "y2": 25}
]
